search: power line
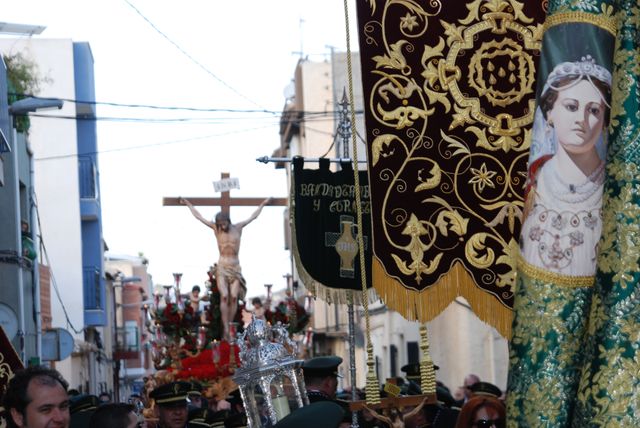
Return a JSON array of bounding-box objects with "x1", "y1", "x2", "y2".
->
[
  {"x1": 27, "y1": 112, "x2": 347, "y2": 126},
  {"x1": 123, "y1": 0, "x2": 271, "y2": 113},
  {"x1": 32, "y1": 122, "x2": 336, "y2": 161},
  {"x1": 17, "y1": 94, "x2": 364, "y2": 117},
  {"x1": 33, "y1": 124, "x2": 280, "y2": 161}
]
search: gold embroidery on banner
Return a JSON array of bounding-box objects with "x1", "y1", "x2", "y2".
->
[
  {"x1": 361, "y1": 0, "x2": 543, "y2": 332},
  {"x1": 517, "y1": 254, "x2": 595, "y2": 288},
  {"x1": 543, "y1": 10, "x2": 618, "y2": 36}
]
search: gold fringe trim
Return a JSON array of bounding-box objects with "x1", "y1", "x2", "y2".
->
[
  {"x1": 419, "y1": 325, "x2": 436, "y2": 395},
  {"x1": 292, "y1": 240, "x2": 379, "y2": 305},
  {"x1": 517, "y1": 254, "x2": 595, "y2": 288},
  {"x1": 543, "y1": 11, "x2": 617, "y2": 36},
  {"x1": 373, "y1": 258, "x2": 513, "y2": 338},
  {"x1": 366, "y1": 343, "x2": 381, "y2": 404}
]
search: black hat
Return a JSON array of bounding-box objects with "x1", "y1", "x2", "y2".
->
[
  {"x1": 69, "y1": 394, "x2": 100, "y2": 414},
  {"x1": 400, "y1": 362, "x2": 439, "y2": 380},
  {"x1": 469, "y1": 381, "x2": 502, "y2": 398},
  {"x1": 150, "y1": 381, "x2": 191, "y2": 407},
  {"x1": 188, "y1": 381, "x2": 203, "y2": 397},
  {"x1": 187, "y1": 408, "x2": 226, "y2": 428},
  {"x1": 227, "y1": 388, "x2": 243, "y2": 406},
  {"x1": 302, "y1": 356, "x2": 343, "y2": 378},
  {"x1": 224, "y1": 412, "x2": 248, "y2": 428},
  {"x1": 69, "y1": 395, "x2": 99, "y2": 428}
]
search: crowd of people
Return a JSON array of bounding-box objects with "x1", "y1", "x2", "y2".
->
[{"x1": 1, "y1": 359, "x2": 505, "y2": 428}]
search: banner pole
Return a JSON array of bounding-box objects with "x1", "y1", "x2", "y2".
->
[{"x1": 347, "y1": 294, "x2": 359, "y2": 428}]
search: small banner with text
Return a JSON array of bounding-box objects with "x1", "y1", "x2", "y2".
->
[{"x1": 291, "y1": 157, "x2": 373, "y2": 304}]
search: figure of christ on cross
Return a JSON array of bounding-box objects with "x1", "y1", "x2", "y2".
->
[{"x1": 179, "y1": 196, "x2": 272, "y2": 341}]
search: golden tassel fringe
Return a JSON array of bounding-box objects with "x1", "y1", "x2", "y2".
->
[
  {"x1": 365, "y1": 344, "x2": 381, "y2": 404},
  {"x1": 373, "y1": 259, "x2": 513, "y2": 339},
  {"x1": 419, "y1": 325, "x2": 436, "y2": 395}
]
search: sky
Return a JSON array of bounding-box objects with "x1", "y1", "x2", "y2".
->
[{"x1": 3, "y1": 0, "x2": 359, "y2": 299}]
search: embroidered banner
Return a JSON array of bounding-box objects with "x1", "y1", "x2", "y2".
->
[
  {"x1": 573, "y1": 0, "x2": 640, "y2": 424},
  {"x1": 506, "y1": 4, "x2": 616, "y2": 426},
  {"x1": 355, "y1": 0, "x2": 546, "y2": 336},
  {"x1": 0, "y1": 326, "x2": 24, "y2": 427},
  {"x1": 291, "y1": 157, "x2": 372, "y2": 304}
]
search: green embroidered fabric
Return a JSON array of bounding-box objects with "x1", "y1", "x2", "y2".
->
[
  {"x1": 508, "y1": 0, "x2": 640, "y2": 426},
  {"x1": 573, "y1": 0, "x2": 640, "y2": 425},
  {"x1": 507, "y1": 268, "x2": 593, "y2": 427}
]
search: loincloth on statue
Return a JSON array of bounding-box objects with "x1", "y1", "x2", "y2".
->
[{"x1": 216, "y1": 263, "x2": 247, "y2": 301}]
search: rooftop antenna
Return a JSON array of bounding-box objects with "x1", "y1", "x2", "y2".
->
[{"x1": 299, "y1": 18, "x2": 305, "y2": 60}]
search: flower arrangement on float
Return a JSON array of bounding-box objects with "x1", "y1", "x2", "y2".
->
[{"x1": 145, "y1": 270, "x2": 310, "y2": 384}]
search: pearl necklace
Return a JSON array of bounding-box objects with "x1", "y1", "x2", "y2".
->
[{"x1": 543, "y1": 158, "x2": 605, "y2": 204}]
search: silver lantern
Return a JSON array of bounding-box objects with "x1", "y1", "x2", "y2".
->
[{"x1": 233, "y1": 316, "x2": 309, "y2": 427}]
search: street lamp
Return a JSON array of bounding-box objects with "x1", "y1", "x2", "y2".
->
[{"x1": 8, "y1": 96, "x2": 63, "y2": 363}]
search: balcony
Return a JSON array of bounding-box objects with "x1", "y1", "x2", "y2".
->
[
  {"x1": 79, "y1": 156, "x2": 100, "y2": 220},
  {"x1": 114, "y1": 323, "x2": 139, "y2": 360},
  {"x1": 83, "y1": 266, "x2": 101, "y2": 310}
]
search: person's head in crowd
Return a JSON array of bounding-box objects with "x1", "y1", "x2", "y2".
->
[
  {"x1": 69, "y1": 393, "x2": 100, "y2": 428},
  {"x1": 251, "y1": 297, "x2": 262, "y2": 309},
  {"x1": 191, "y1": 286, "x2": 201, "y2": 300},
  {"x1": 128, "y1": 393, "x2": 144, "y2": 414},
  {"x1": 462, "y1": 374, "x2": 481, "y2": 401},
  {"x1": 150, "y1": 381, "x2": 191, "y2": 428},
  {"x1": 98, "y1": 392, "x2": 111, "y2": 404},
  {"x1": 302, "y1": 356, "x2": 343, "y2": 400},
  {"x1": 67, "y1": 389, "x2": 80, "y2": 398},
  {"x1": 187, "y1": 382, "x2": 205, "y2": 410},
  {"x1": 3, "y1": 365, "x2": 70, "y2": 428},
  {"x1": 468, "y1": 382, "x2": 502, "y2": 400},
  {"x1": 225, "y1": 388, "x2": 244, "y2": 414},
  {"x1": 89, "y1": 403, "x2": 139, "y2": 428},
  {"x1": 454, "y1": 395, "x2": 505, "y2": 428}
]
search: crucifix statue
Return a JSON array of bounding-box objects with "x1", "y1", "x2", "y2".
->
[{"x1": 163, "y1": 172, "x2": 287, "y2": 340}]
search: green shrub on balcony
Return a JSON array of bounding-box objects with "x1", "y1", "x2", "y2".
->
[{"x1": 3, "y1": 52, "x2": 50, "y2": 133}]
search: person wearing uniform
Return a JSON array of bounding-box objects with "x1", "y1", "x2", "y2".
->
[
  {"x1": 273, "y1": 401, "x2": 345, "y2": 428},
  {"x1": 302, "y1": 356, "x2": 352, "y2": 427},
  {"x1": 69, "y1": 394, "x2": 100, "y2": 428},
  {"x1": 302, "y1": 356, "x2": 343, "y2": 402},
  {"x1": 150, "y1": 381, "x2": 191, "y2": 428},
  {"x1": 187, "y1": 408, "x2": 225, "y2": 428},
  {"x1": 187, "y1": 382, "x2": 208, "y2": 411}
]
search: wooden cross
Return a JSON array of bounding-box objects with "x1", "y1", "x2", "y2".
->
[{"x1": 162, "y1": 172, "x2": 288, "y2": 214}]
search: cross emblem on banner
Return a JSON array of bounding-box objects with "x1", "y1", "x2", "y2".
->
[
  {"x1": 325, "y1": 215, "x2": 368, "y2": 279},
  {"x1": 162, "y1": 172, "x2": 287, "y2": 214}
]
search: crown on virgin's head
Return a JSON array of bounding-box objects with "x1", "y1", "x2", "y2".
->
[{"x1": 543, "y1": 55, "x2": 612, "y2": 95}]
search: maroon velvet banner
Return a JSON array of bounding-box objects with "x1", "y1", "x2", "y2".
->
[{"x1": 356, "y1": 0, "x2": 547, "y2": 336}]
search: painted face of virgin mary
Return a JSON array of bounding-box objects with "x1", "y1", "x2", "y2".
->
[{"x1": 546, "y1": 79, "x2": 606, "y2": 155}]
